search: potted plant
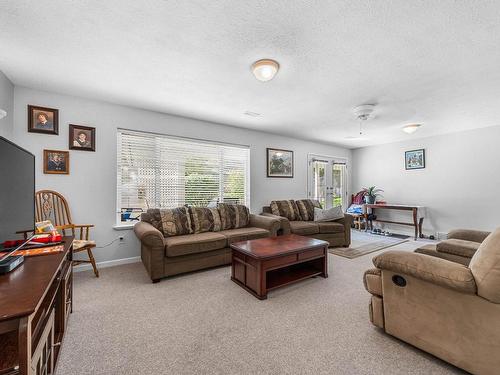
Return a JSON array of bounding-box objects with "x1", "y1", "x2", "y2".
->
[{"x1": 363, "y1": 186, "x2": 383, "y2": 204}]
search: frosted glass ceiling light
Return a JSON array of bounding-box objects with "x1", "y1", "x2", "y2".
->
[
  {"x1": 0, "y1": 109, "x2": 6, "y2": 120},
  {"x1": 402, "y1": 123, "x2": 422, "y2": 134},
  {"x1": 252, "y1": 59, "x2": 279, "y2": 82}
]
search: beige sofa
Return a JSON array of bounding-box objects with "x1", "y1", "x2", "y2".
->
[
  {"x1": 134, "y1": 205, "x2": 280, "y2": 282},
  {"x1": 262, "y1": 199, "x2": 352, "y2": 247},
  {"x1": 364, "y1": 227, "x2": 500, "y2": 375},
  {"x1": 415, "y1": 228, "x2": 491, "y2": 265}
]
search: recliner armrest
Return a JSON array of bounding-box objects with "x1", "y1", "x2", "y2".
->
[
  {"x1": 261, "y1": 213, "x2": 291, "y2": 235},
  {"x1": 134, "y1": 221, "x2": 165, "y2": 248},
  {"x1": 248, "y1": 214, "x2": 280, "y2": 236},
  {"x1": 373, "y1": 250, "x2": 477, "y2": 294},
  {"x1": 448, "y1": 229, "x2": 490, "y2": 243}
]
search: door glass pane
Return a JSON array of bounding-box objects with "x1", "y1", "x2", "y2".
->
[
  {"x1": 332, "y1": 164, "x2": 346, "y2": 208},
  {"x1": 312, "y1": 161, "x2": 327, "y2": 208}
]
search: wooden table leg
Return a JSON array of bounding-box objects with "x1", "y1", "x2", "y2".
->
[
  {"x1": 322, "y1": 246, "x2": 328, "y2": 278},
  {"x1": 412, "y1": 208, "x2": 418, "y2": 240},
  {"x1": 18, "y1": 317, "x2": 31, "y2": 375},
  {"x1": 418, "y1": 218, "x2": 424, "y2": 238}
]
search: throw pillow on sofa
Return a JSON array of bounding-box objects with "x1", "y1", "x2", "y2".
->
[
  {"x1": 270, "y1": 200, "x2": 302, "y2": 221},
  {"x1": 218, "y1": 203, "x2": 250, "y2": 230},
  {"x1": 296, "y1": 199, "x2": 322, "y2": 221},
  {"x1": 314, "y1": 206, "x2": 344, "y2": 222},
  {"x1": 189, "y1": 207, "x2": 222, "y2": 233},
  {"x1": 143, "y1": 207, "x2": 193, "y2": 237}
]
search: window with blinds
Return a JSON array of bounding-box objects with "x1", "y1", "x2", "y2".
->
[{"x1": 117, "y1": 129, "x2": 250, "y2": 223}]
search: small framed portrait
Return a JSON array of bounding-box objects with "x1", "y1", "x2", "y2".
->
[
  {"x1": 405, "y1": 149, "x2": 425, "y2": 170},
  {"x1": 43, "y1": 150, "x2": 69, "y2": 175},
  {"x1": 28, "y1": 105, "x2": 59, "y2": 135},
  {"x1": 69, "y1": 124, "x2": 95, "y2": 151},
  {"x1": 267, "y1": 148, "x2": 293, "y2": 178}
]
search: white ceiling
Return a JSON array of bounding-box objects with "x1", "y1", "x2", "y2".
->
[{"x1": 1, "y1": 1, "x2": 500, "y2": 148}]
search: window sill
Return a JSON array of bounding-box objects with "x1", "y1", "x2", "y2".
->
[{"x1": 113, "y1": 223, "x2": 135, "y2": 230}]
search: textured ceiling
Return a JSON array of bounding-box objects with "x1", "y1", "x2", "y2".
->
[{"x1": 1, "y1": 1, "x2": 500, "y2": 148}]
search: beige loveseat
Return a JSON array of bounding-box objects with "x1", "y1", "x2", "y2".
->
[
  {"x1": 415, "y1": 228, "x2": 491, "y2": 265},
  {"x1": 364, "y1": 227, "x2": 500, "y2": 375},
  {"x1": 134, "y1": 204, "x2": 280, "y2": 282},
  {"x1": 262, "y1": 199, "x2": 352, "y2": 247}
]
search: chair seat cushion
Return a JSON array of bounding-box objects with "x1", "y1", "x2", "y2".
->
[
  {"x1": 219, "y1": 227, "x2": 269, "y2": 244},
  {"x1": 289, "y1": 221, "x2": 319, "y2": 235},
  {"x1": 73, "y1": 240, "x2": 96, "y2": 250},
  {"x1": 317, "y1": 222, "x2": 344, "y2": 234},
  {"x1": 165, "y1": 232, "x2": 227, "y2": 257},
  {"x1": 437, "y1": 239, "x2": 480, "y2": 258}
]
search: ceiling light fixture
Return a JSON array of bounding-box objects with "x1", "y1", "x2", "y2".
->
[
  {"x1": 0, "y1": 109, "x2": 6, "y2": 120},
  {"x1": 252, "y1": 59, "x2": 279, "y2": 82},
  {"x1": 353, "y1": 104, "x2": 376, "y2": 135},
  {"x1": 402, "y1": 123, "x2": 422, "y2": 134}
]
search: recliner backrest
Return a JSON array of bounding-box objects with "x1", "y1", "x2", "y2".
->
[{"x1": 469, "y1": 227, "x2": 500, "y2": 303}]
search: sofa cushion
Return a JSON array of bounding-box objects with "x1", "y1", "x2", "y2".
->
[
  {"x1": 189, "y1": 207, "x2": 222, "y2": 233},
  {"x1": 217, "y1": 203, "x2": 250, "y2": 230},
  {"x1": 295, "y1": 199, "x2": 321, "y2": 221},
  {"x1": 165, "y1": 232, "x2": 227, "y2": 257},
  {"x1": 469, "y1": 228, "x2": 500, "y2": 303},
  {"x1": 317, "y1": 221, "x2": 345, "y2": 234},
  {"x1": 436, "y1": 239, "x2": 480, "y2": 258},
  {"x1": 270, "y1": 200, "x2": 302, "y2": 221},
  {"x1": 289, "y1": 221, "x2": 319, "y2": 235},
  {"x1": 143, "y1": 207, "x2": 193, "y2": 237},
  {"x1": 314, "y1": 206, "x2": 344, "y2": 222},
  {"x1": 219, "y1": 227, "x2": 269, "y2": 244}
]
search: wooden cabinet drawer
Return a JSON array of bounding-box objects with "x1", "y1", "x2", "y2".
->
[
  {"x1": 297, "y1": 248, "x2": 325, "y2": 261},
  {"x1": 263, "y1": 254, "x2": 297, "y2": 270}
]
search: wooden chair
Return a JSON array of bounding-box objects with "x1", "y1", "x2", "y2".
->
[{"x1": 35, "y1": 190, "x2": 99, "y2": 277}]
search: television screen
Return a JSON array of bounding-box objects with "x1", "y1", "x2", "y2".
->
[{"x1": 0, "y1": 137, "x2": 35, "y2": 251}]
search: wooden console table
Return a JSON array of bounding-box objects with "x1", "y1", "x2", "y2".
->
[
  {"x1": 0, "y1": 237, "x2": 73, "y2": 375},
  {"x1": 363, "y1": 204, "x2": 425, "y2": 240}
]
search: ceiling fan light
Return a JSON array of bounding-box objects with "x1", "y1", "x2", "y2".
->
[
  {"x1": 402, "y1": 124, "x2": 422, "y2": 134},
  {"x1": 252, "y1": 59, "x2": 279, "y2": 82}
]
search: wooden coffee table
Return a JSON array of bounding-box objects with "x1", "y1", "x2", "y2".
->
[{"x1": 230, "y1": 234, "x2": 329, "y2": 299}]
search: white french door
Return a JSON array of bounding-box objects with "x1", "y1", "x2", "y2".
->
[{"x1": 307, "y1": 155, "x2": 348, "y2": 209}]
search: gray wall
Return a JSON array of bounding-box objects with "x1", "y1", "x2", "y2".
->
[
  {"x1": 11, "y1": 85, "x2": 351, "y2": 265},
  {"x1": 0, "y1": 71, "x2": 14, "y2": 140},
  {"x1": 352, "y1": 126, "x2": 500, "y2": 236}
]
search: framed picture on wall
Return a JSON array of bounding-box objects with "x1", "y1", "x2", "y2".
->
[
  {"x1": 69, "y1": 124, "x2": 96, "y2": 151},
  {"x1": 405, "y1": 149, "x2": 425, "y2": 170},
  {"x1": 267, "y1": 148, "x2": 293, "y2": 178},
  {"x1": 43, "y1": 150, "x2": 69, "y2": 174},
  {"x1": 28, "y1": 105, "x2": 59, "y2": 135}
]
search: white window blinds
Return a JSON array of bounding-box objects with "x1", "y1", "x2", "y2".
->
[{"x1": 117, "y1": 129, "x2": 250, "y2": 221}]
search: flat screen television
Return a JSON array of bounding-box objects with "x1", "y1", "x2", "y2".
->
[{"x1": 0, "y1": 136, "x2": 35, "y2": 259}]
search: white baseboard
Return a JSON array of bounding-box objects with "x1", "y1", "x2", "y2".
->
[{"x1": 73, "y1": 255, "x2": 141, "y2": 273}]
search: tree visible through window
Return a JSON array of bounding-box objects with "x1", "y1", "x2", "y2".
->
[{"x1": 117, "y1": 129, "x2": 250, "y2": 223}]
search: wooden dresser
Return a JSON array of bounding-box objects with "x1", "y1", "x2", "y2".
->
[{"x1": 0, "y1": 237, "x2": 73, "y2": 375}]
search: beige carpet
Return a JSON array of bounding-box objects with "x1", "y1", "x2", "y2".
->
[
  {"x1": 57, "y1": 236, "x2": 466, "y2": 375},
  {"x1": 330, "y1": 232, "x2": 409, "y2": 259}
]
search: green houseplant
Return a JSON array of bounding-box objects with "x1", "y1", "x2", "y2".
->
[{"x1": 363, "y1": 186, "x2": 383, "y2": 204}]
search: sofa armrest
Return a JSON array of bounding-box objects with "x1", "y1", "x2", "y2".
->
[
  {"x1": 249, "y1": 214, "x2": 280, "y2": 236},
  {"x1": 261, "y1": 213, "x2": 291, "y2": 235},
  {"x1": 448, "y1": 229, "x2": 490, "y2": 243},
  {"x1": 134, "y1": 221, "x2": 165, "y2": 248},
  {"x1": 333, "y1": 214, "x2": 352, "y2": 246},
  {"x1": 373, "y1": 250, "x2": 477, "y2": 294}
]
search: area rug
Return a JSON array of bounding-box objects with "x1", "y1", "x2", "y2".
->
[{"x1": 329, "y1": 233, "x2": 409, "y2": 259}]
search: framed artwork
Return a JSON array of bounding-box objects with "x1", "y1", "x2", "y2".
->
[
  {"x1": 28, "y1": 105, "x2": 59, "y2": 135},
  {"x1": 69, "y1": 124, "x2": 96, "y2": 151},
  {"x1": 43, "y1": 150, "x2": 69, "y2": 174},
  {"x1": 405, "y1": 149, "x2": 425, "y2": 170},
  {"x1": 267, "y1": 148, "x2": 293, "y2": 178}
]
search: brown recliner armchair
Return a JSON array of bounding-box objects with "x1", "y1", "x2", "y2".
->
[{"x1": 364, "y1": 228, "x2": 500, "y2": 375}]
